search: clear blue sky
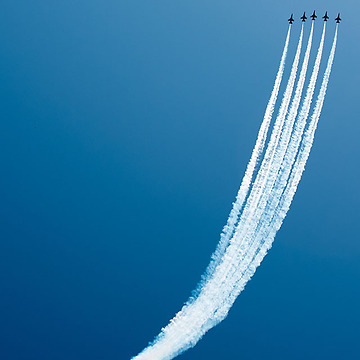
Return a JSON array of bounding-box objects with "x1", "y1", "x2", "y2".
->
[{"x1": 0, "y1": 1, "x2": 359, "y2": 359}]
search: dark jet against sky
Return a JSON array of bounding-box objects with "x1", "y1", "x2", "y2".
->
[
  {"x1": 335, "y1": 13, "x2": 342, "y2": 23},
  {"x1": 288, "y1": 14, "x2": 294, "y2": 24},
  {"x1": 310, "y1": 10, "x2": 317, "y2": 20},
  {"x1": 301, "y1": 12, "x2": 307, "y2": 22},
  {"x1": 323, "y1": 11, "x2": 329, "y2": 21}
]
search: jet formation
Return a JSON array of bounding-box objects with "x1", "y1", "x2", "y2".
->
[{"x1": 288, "y1": 11, "x2": 341, "y2": 24}]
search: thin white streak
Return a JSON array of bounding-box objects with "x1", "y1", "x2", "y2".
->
[
  {"x1": 200, "y1": 26, "x2": 292, "y2": 284},
  {"x1": 131, "y1": 24, "x2": 338, "y2": 360}
]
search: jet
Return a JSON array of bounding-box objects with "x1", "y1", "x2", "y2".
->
[
  {"x1": 288, "y1": 14, "x2": 294, "y2": 24},
  {"x1": 310, "y1": 10, "x2": 317, "y2": 20},
  {"x1": 301, "y1": 12, "x2": 307, "y2": 22},
  {"x1": 335, "y1": 13, "x2": 341, "y2": 23},
  {"x1": 323, "y1": 11, "x2": 329, "y2": 21}
]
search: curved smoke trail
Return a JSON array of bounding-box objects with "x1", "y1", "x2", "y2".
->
[
  {"x1": 201, "y1": 26, "x2": 291, "y2": 282},
  {"x1": 276, "y1": 24, "x2": 338, "y2": 231},
  {"x1": 132, "y1": 23, "x2": 337, "y2": 360},
  {"x1": 132, "y1": 25, "x2": 303, "y2": 360},
  {"x1": 233, "y1": 22, "x2": 324, "y2": 283},
  {"x1": 235, "y1": 24, "x2": 338, "y2": 290},
  {"x1": 211, "y1": 24, "x2": 304, "y2": 290},
  {"x1": 245, "y1": 22, "x2": 326, "y2": 263}
]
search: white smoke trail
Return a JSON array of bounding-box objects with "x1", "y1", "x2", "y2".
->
[
  {"x1": 179, "y1": 24, "x2": 309, "y2": 328},
  {"x1": 182, "y1": 25, "x2": 333, "y2": 341},
  {"x1": 132, "y1": 24, "x2": 338, "y2": 360},
  {"x1": 233, "y1": 24, "x2": 338, "y2": 295},
  {"x1": 132, "y1": 26, "x2": 304, "y2": 360},
  {"x1": 244, "y1": 22, "x2": 326, "y2": 262},
  {"x1": 215, "y1": 22, "x2": 334, "y2": 317},
  {"x1": 211, "y1": 24, "x2": 304, "y2": 288},
  {"x1": 231, "y1": 22, "x2": 324, "y2": 284},
  {"x1": 274, "y1": 24, "x2": 338, "y2": 234},
  {"x1": 200, "y1": 26, "x2": 291, "y2": 282}
]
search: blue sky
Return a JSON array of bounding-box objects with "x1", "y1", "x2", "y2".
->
[{"x1": 0, "y1": 1, "x2": 359, "y2": 359}]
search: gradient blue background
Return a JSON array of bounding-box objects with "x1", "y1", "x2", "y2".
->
[{"x1": 1, "y1": 1, "x2": 359, "y2": 359}]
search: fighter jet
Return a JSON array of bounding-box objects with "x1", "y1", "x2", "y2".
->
[
  {"x1": 323, "y1": 11, "x2": 329, "y2": 21},
  {"x1": 300, "y1": 12, "x2": 307, "y2": 22},
  {"x1": 335, "y1": 13, "x2": 341, "y2": 23},
  {"x1": 288, "y1": 14, "x2": 294, "y2": 24},
  {"x1": 310, "y1": 11, "x2": 317, "y2": 20}
]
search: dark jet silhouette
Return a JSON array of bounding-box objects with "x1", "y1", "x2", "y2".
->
[
  {"x1": 323, "y1": 11, "x2": 329, "y2": 21},
  {"x1": 335, "y1": 13, "x2": 341, "y2": 23},
  {"x1": 288, "y1": 14, "x2": 294, "y2": 24},
  {"x1": 310, "y1": 10, "x2": 317, "y2": 20},
  {"x1": 301, "y1": 12, "x2": 307, "y2": 22}
]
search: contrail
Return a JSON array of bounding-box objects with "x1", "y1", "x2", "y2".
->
[
  {"x1": 275, "y1": 24, "x2": 338, "y2": 233},
  {"x1": 233, "y1": 22, "x2": 324, "y2": 283},
  {"x1": 132, "y1": 23, "x2": 337, "y2": 360},
  {"x1": 212, "y1": 24, "x2": 304, "y2": 288},
  {"x1": 200, "y1": 26, "x2": 291, "y2": 283},
  {"x1": 242, "y1": 23, "x2": 326, "y2": 268},
  {"x1": 132, "y1": 26, "x2": 304, "y2": 360},
  {"x1": 245, "y1": 22, "x2": 326, "y2": 261},
  {"x1": 234, "y1": 23, "x2": 338, "y2": 292},
  {"x1": 186, "y1": 23, "x2": 308, "y2": 322},
  {"x1": 212, "y1": 22, "x2": 330, "y2": 314}
]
